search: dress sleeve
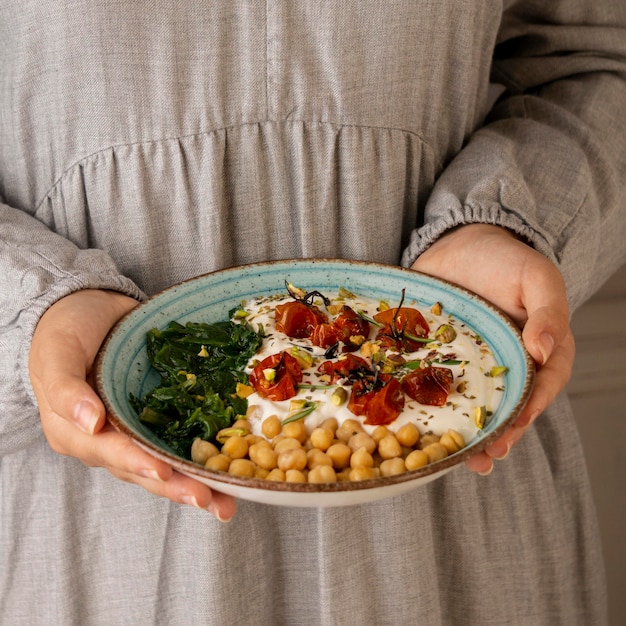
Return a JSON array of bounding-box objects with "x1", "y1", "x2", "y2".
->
[
  {"x1": 0, "y1": 202, "x2": 145, "y2": 455},
  {"x1": 402, "y1": 0, "x2": 626, "y2": 311}
]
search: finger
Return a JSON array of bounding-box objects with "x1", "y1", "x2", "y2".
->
[
  {"x1": 44, "y1": 412, "x2": 237, "y2": 521},
  {"x1": 102, "y1": 430, "x2": 237, "y2": 522},
  {"x1": 515, "y1": 330, "x2": 575, "y2": 428},
  {"x1": 464, "y1": 451, "x2": 494, "y2": 475},
  {"x1": 519, "y1": 258, "x2": 569, "y2": 365}
]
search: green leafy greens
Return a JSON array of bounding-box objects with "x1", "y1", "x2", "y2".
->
[{"x1": 130, "y1": 317, "x2": 263, "y2": 458}]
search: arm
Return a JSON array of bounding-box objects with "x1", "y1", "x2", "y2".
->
[
  {"x1": 403, "y1": 1, "x2": 626, "y2": 306},
  {"x1": 403, "y1": 1, "x2": 626, "y2": 473},
  {"x1": 1, "y1": 203, "x2": 235, "y2": 520},
  {"x1": 0, "y1": 202, "x2": 143, "y2": 453}
]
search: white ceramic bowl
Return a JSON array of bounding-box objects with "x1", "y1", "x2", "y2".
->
[{"x1": 95, "y1": 259, "x2": 534, "y2": 507}]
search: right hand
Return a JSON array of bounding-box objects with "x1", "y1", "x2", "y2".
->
[{"x1": 28, "y1": 289, "x2": 236, "y2": 522}]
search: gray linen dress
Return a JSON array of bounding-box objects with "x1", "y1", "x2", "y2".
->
[{"x1": 2, "y1": 1, "x2": 626, "y2": 624}]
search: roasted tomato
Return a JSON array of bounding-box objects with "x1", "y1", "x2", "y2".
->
[
  {"x1": 373, "y1": 307, "x2": 430, "y2": 352},
  {"x1": 248, "y1": 351, "x2": 303, "y2": 401},
  {"x1": 346, "y1": 379, "x2": 375, "y2": 416},
  {"x1": 347, "y1": 377, "x2": 405, "y2": 426},
  {"x1": 401, "y1": 366, "x2": 453, "y2": 406},
  {"x1": 317, "y1": 354, "x2": 371, "y2": 384},
  {"x1": 274, "y1": 301, "x2": 328, "y2": 339},
  {"x1": 332, "y1": 305, "x2": 370, "y2": 350},
  {"x1": 363, "y1": 378, "x2": 405, "y2": 425},
  {"x1": 310, "y1": 323, "x2": 340, "y2": 350}
]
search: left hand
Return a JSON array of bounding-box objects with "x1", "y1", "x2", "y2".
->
[{"x1": 411, "y1": 224, "x2": 575, "y2": 475}]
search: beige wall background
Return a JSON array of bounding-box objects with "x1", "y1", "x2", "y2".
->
[{"x1": 569, "y1": 263, "x2": 626, "y2": 625}]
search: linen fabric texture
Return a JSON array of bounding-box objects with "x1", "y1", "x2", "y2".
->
[{"x1": 1, "y1": 1, "x2": 626, "y2": 624}]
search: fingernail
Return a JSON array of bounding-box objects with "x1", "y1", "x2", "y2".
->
[
  {"x1": 139, "y1": 468, "x2": 164, "y2": 482},
  {"x1": 74, "y1": 400, "x2": 99, "y2": 434},
  {"x1": 477, "y1": 464, "x2": 493, "y2": 477},
  {"x1": 538, "y1": 333, "x2": 555, "y2": 365},
  {"x1": 181, "y1": 494, "x2": 201, "y2": 509},
  {"x1": 491, "y1": 441, "x2": 511, "y2": 461},
  {"x1": 208, "y1": 502, "x2": 232, "y2": 523}
]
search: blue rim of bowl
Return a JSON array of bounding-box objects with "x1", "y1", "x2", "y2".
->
[{"x1": 95, "y1": 258, "x2": 535, "y2": 493}]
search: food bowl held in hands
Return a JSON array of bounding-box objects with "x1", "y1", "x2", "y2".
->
[{"x1": 95, "y1": 259, "x2": 534, "y2": 507}]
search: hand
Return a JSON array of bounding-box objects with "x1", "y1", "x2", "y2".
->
[
  {"x1": 411, "y1": 224, "x2": 575, "y2": 475},
  {"x1": 28, "y1": 289, "x2": 236, "y2": 521}
]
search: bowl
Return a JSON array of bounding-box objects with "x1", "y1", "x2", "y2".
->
[{"x1": 95, "y1": 259, "x2": 534, "y2": 507}]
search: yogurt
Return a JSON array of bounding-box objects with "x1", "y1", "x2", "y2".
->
[{"x1": 237, "y1": 289, "x2": 505, "y2": 444}]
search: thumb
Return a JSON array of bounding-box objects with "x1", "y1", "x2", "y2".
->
[
  {"x1": 30, "y1": 331, "x2": 107, "y2": 435},
  {"x1": 522, "y1": 305, "x2": 565, "y2": 366},
  {"x1": 519, "y1": 258, "x2": 570, "y2": 366}
]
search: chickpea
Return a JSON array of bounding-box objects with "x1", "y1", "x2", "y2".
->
[
  {"x1": 378, "y1": 434, "x2": 402, "y2": 460},
  {"x1": 190, "y1": 438, "x2": 219, "y2": 465},
  {"x1": 350, "y1": 447, "x2": 374, "y2": 469},
  {"x1": 308, "y1": 465, "x2": 337, "y2": 483},
  {"x1": 245, "y1": 434, "x2": 265, "y2": 446},
  {"x1": 251, "y1": 437, "x2": 272, "y2": 449},
  {"x1": 266, "y1": 468, "x2": 286, "y2": 482},
  {"x1": 336, "y1": 418, "x2": 363, "y2": 442},
  {"x1": 245, "y1": 404, "x2": 263, "y2": 421},
  {"x1": 348, "y1": 432, "x2": 376, "y2": 455},
  {"x1": 319, "y1": 417, "x2": 339, "y2": 433},
  {"x1": 228, "y1": 458, "x2": 256, "y2": 478},
  {"x1": 277, "y1": 447, "x2": 308, "y2": 472},
  {"x1": 282, "y1": 420, "x2": 307, "y2": 444},
  {"x1": 221, "y1": 435, "x2": 249, "y2": 459},
  {"x1": 307, "y1": 448, "x2": 333, "y2": 469},
  {"x1": 336, "y1": 468, "x2": 352, "y2": 482},
  {"x1": 232, "y1": 418, "x2": 252, "y2": 432},
  {"x1": 379, "y1": 457, "x2": 406, "y2": 477},
  {"x1": 404, "y1": 449, "x2": 429, "y2": 470},
  {"x1": 423, "y1": 442, "x2": 448, "y2": 463},
  {"x1": 439, "y1": 429, "x2": 465, "y2": 454},
  {"x1": 249, "y1": 443, "x2": 279, "y2": 470},
  {"x1": 261, "y1": 414, "x2": 282, "y2": 439},
  {"x1": 371, "y1": 425, "x2": 390, "y2": 444},
  {"x1": 205, "y1": 453, "x2": 231, "y2": 472},
  {"x1": 273, "y1": 437, "x2": 302, "y2": 454},
  {"x1": 254, "y1": 467, "x2": 270, "y2": 480},
  {"x1": 285, "y1": 469, "x2": 307, "y2": 483},
  {"x1": 326, "y1": 442, "x2": 352, "y2": 469},
  {"x1": 309, "y1": 427, "x2": 334, "y2": 451},
  {"x1": 419, "y1": 433, "x2": 440, "y2": 449},
  {"x1": 349, "y1": 467, "x2": 378, "y2": 481},
  {"x1": 395, "y1": 423, "x2": 420, "y2": 448}
]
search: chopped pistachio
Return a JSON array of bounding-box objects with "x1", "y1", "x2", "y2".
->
[
  {"x1": 488, "y1": 365, "x2": 509, "y2": 377},
  {"x1": 216, "y1": 427, "x2": 250, "y2": 444},
  {"x1": 290, "y1": 346, "x2": 314, "y2": 369},
  {"x1": 474, "y1": 405, "x2": 487, "y2": 429},
  {"x1": 435, "y1": 324, "x2": 457, "y2": 343},
  {"x1": 288, "y1": 398, "x2": 309, "y2": 412},
  {"x1": 235, "y1": 382, "x2": 254, "y2": 398},
  {"x1": 430, "y1": 301, "x2": 443, "y2": 315},
  {"x1": 263, "y1": 367, "x2": 276, "y2": 382},
  {"x1": 197, "y1": 345, "x2": 210, "y2": 357},
  {"x1": 287, "y1": 283, "x2": 306, "y2": 299},
  {"x1": 330, "y1": 387, "x2": 348, "y2": 406},
  {"x1": 360, "y1": 341, "x2": 380, "y2": 358},
  {"x1": 349, "y1": 334, "x2": 366, "y2": 346},
  {"x1": 338, "y1": 286, "x2": 357, "y2": 299}
]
